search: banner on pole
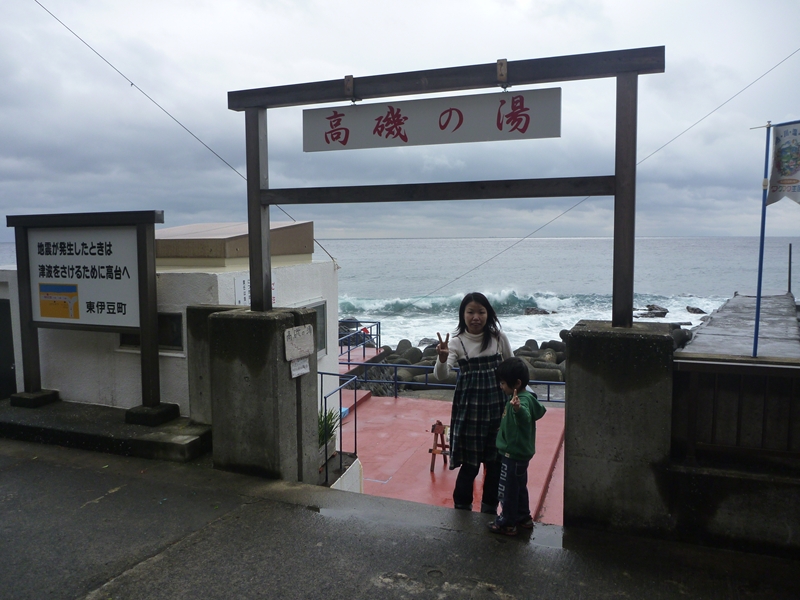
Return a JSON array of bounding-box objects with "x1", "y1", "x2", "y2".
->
[{"x1": 767, "y1": 119, "x2": 800, "y2": 206}]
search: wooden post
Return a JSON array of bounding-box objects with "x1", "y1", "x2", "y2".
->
[
  {"x1": 612, "y1": 72, "x2": 638, "y2": 328},
  {"x1": 245, "y1": 107, "x2": 271, "y2": 312},
  {"x1": 137, "y1": 222, "x2": 160, "y2": 407},
  {"x1": 14, "y1": 226, "x2": 41, "y2": 393}
]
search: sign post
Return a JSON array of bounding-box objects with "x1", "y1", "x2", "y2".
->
[{"x1": 753, "y1": 118, "x2": 800, "y2": 357}]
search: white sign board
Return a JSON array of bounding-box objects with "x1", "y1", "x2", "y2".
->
[
  {"x1": 284, "y1": 324, "x2": 314, "y2": 361},
  {"x1": 28, "y1": 226, "x2": 140, "y2": 327},
  {"x1": 234, "y1": 276, "x2": 276, "y2": 306},
  {"x1": 303, "y1": 88, "x2": 560, "y2": 152},
  {"x1": 290, "y1": 356, "x2": 310, "y2": 378}
]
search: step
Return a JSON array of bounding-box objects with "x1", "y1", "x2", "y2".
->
[
  {"x1": 340, "y1": 389, "x2": 372, "y2": 417},
  {"x1": 0, "y1": 399, "x2": 210, "y2": 463}
]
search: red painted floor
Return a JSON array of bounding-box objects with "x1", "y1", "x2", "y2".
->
[
  {"x1": 538, "y1": 437, "x2": 564, "y2": 525},
  {"x1": 339, "y1": 394, "x2": 565, "y2": 524}
]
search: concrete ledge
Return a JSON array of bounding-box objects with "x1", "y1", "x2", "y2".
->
[
  {"x1": 125, "y1": 402, "x2": 181, "y2": 426},
  {"x1": 668, "y1": 462, "x2": 800, "y2": 558},
  {"x1": 10, "y1": 389, "x2": 60, "y2": 408},
  {"x1": 0, "y1": 399, "x2": 210, "y2": 462}
]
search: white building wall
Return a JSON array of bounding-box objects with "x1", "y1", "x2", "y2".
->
[{"x1": 0, "y1": 258, "x2": 339, "y2": 417}]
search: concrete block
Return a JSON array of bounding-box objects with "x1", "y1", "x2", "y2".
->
[
  {"x1": 125, "y1": 402, "x2": 180, "y2": 426},
  {"x1": 10, "y1": 389, "x2": 59, "y2": 408},
  {"x1": 209, "y1": 308, "x2": 318, "y2": 484},
  {"x1": 564, "y1": 320, "x2": 674, "y2": 534},
  {"x1": 565, "y1": 456, "x2": 674, "y2": 532},
  {"x1": 186, "y1": 305, "x2": 243, "y2": 425}
]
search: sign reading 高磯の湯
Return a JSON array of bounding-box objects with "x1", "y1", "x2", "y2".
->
[
  {"x1": 302, "y1": 88, "x2": 561, "y2": 152},
  {"x1": 27, "y1": 226, "x2": 140, "y2": 327}
]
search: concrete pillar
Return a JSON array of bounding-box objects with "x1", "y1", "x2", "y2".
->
[
  {"x1": 209, "y1": 308, "x2": 318, "y2": 483},
  {"x1": 186, "y1": 305, "x2": 243, "y2": 425},
  {"x1": 564, "y1": 320, "x2": 674, "y2": 534}
]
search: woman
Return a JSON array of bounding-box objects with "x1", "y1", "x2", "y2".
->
[{"x1": 435, "y1": 292, "x2": 513, "y2": 513}]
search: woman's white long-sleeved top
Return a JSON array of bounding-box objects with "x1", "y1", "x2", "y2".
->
[{"x1": 433, "y1": 330, "x2": 513, "y2": 380}]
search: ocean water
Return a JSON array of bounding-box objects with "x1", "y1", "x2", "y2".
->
[
  {"x1": 319, "y1": 236, "x2": 800, "y2": 350},
  {"x1": 3, "y1": 237, "x2": 798, "y2": 350}
]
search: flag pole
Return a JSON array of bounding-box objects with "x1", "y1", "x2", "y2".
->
[{"x1": 753, "y1": 122, "x2": 772, "y2": 357}]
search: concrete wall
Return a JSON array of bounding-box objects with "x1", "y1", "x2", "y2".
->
[
  {"x1": 564, "y1": 320, "x2": 675, "y2": 534},
  {"x1": 0, "y1": 258, "x2": 338, "y2": 418},
  {"x1": 209, "y1": 308, "x2": 318, "y2": 483},
  {"x1": 332, "y1": 458, "x2": 363, "y2": 493},
  {"x1": 669, "y1": 464, "x2": 800, "y2": 554},
  {"x1": 565, "y1": 319, "x2": 800, "y2": 557}
]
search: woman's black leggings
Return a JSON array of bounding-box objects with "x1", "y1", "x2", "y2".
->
[{"x1": 453, "y1": 458, "x2": 501, "y2": 511}]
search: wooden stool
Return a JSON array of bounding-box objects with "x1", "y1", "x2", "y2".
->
[{"x1": 428, "y1": 420, "x2": 450, "y2": 471}]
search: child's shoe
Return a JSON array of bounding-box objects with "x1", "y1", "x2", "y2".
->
[{"x1": 487, "y1": 519, "x2": 518, "y2": 536}]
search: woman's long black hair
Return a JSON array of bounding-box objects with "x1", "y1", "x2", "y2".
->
[{"x1": 455, "y1": 292, "x2": 501, "y2": 352}]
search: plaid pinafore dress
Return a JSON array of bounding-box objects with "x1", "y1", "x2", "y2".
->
[{"x1": 448, "y1": 337, "x2": 506, "y2": 470}]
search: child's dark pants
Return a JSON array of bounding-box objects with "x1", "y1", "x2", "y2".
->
[{"x1": 497, "y1": 455, "x2": 530, "y2": 525}]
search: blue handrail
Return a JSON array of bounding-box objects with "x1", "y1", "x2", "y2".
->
[
  {"x1": 318, "y1": 371, "x2": 359, "y2": 485},
  {"x1": 338, "y1": 319, "x2": 381, "y2": 362},
  {"x1": 339, "y1": 360, "x2": 565, "y2": 402}
]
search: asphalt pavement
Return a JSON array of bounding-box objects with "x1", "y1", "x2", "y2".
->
[{"x1": 1, "y1": 437, "x2": 798, "y2": 600}]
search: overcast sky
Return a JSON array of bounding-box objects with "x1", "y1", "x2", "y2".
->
[{"x1": 2, "y1": 0, "x2": 800, "y2": 243}]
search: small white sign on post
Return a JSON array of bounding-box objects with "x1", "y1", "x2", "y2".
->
[
  {"x1": 234, "y1": 275, "x2": 251, "y2": 306},
  {"x1": 285, "y1": 324, "x2": 314, "y2": 378},
  {"x1": 290, "y1": 356, "x2": 310, "y2": 378},
  {"x1": 303, "y1": 88, "x2": 561, "y2": 152},
  {"x1": 234, "y1": 276, "x2": 276, "y2": 306}
]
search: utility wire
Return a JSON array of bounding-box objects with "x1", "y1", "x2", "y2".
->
[
  {"x1": 413, "y1": 196, "x2": 591, "y2": 302},
  {"x1": 638, "y1": 46, "x2": 800, "y2": 165},
  {"x1": 411, "y1": 43, "x2": 800, "y2": 304},
  {"x1": 33, "y1": 0, "x2": 338, "y2": 264},
  {"x1": 33, "y1": 0, "x2": 243, "y2": 179},
  {"x1": 34, "y1": 0, "x2": 799, "y2": 287}
]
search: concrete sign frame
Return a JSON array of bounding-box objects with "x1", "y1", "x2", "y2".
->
[
  {"x1": 6, "y1": 210, "x2": 178, "y2": 425},
  {"x1": 228, "y1": 47, "x2": 666, "y2": 327}
]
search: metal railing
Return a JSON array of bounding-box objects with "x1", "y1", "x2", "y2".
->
[
  {"x1": 318, "y1": 371, "x2": 359, "y2": 485},
  {"x1": 527, "y1": 381, "x2": 566, "y2": 403},
  {"x1": 338, "y1": 319, "x2": 381, "y2": 362},
  {"x1": 341, "y1": 359, "x2": 565, "y2": 402}
]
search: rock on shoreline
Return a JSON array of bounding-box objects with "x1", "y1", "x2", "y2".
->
[
  {"x1": 372, "y1": 331, "x2": 570, "y2": 393},
  {"x1": 342, "y1": 318, "x2": 695, "y2": 396}
]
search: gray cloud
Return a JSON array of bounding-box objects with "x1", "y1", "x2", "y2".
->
[{"x1": 2, "y1": 0, "x2": 800, "y2": 243}]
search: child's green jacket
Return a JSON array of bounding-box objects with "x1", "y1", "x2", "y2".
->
[{"x1": 496, "y1": 390, "x2": 547, "y2": 461}]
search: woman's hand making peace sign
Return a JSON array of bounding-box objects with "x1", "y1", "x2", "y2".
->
[{"x1": 436, "y1": 332, "x2": 450, "y2": 363}]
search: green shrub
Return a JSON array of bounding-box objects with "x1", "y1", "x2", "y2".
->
[{"x1": 318, "y1": 407, "x2": 340, "y2": 446}]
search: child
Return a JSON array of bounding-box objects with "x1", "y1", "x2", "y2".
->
[
  {"x1": 488, "y1": 356, "x2": 547, "y2": 536},
  {"x1": 435, "y1": 292, "x2": 513, "y2": 513}
]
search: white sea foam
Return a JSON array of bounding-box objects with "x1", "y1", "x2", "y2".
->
[{"x1": 341, "y1": 290, "x2": 727, "y2": 349}]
